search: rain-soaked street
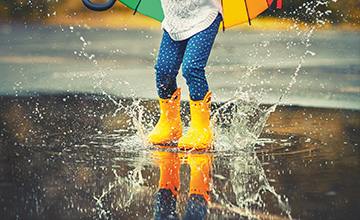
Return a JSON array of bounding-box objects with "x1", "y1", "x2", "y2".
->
[
  {"x1": 0, "y1": 12, "x2": 360, "y2": 220},
  {"x1": 0, "y1": 93, "x2": 359, "y2": 219}
]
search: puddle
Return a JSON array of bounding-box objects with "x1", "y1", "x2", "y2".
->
[{"x1": 1, "y1": 93, "x2": 359, "y2": 219}]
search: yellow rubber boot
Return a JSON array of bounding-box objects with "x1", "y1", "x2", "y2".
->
[
  {"x1": 153, "y1": 151, "x2": 180, "y2": 196},
  {"x1": 147, "y1": 88, "x2": 182, "y2": 145},
  {"x1": 178, "y1": 92, "x2": 214, "y2": 151},
  {"x1": 187, "y1": 153, "x2": 212, "y2": 203}
]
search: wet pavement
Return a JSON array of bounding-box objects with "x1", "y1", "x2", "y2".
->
[{"x1": 0, "y1": 93, "x2": 359, "y2": 219}]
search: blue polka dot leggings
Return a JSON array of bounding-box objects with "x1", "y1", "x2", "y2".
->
[{"x1": 155, "y1": 14, "x2": 222, "y2": 101}]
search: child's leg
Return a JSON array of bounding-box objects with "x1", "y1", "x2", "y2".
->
[
  {"x1": 155, "y1": 31, "x2": 188, "y2": 99},
  {"x1": 182, "y1": 14, "x2": 222, "y2": 101}
]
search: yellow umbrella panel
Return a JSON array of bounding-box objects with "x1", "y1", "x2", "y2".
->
[{"x1": 221, "y1": 0, "x2": 281, "y2": 29}]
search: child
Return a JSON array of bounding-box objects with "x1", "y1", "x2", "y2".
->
[{"x1": 147, "y1": 0, "x2": 223, "y2": 150}]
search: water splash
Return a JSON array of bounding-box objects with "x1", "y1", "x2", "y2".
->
[
  {"x1": 69, "y1": 26, "x2": 149, "y2": 145},
  {"x1": 211, "y1": 0, "x2": 333, "y2": 153},
  {"x1": 229, "y1": 152, "x2": 291, "y2": 218},
  {"x1": 92, "y1": 162, "x2": 154, "y2": 220},
  {"x1": 67, "y1": 2, "x2": 338, "y2": 219},
  {"x1": 212, "y1": 99, "x2": 276, "y2": 152}
]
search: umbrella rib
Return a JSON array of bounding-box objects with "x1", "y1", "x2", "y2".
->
[
  {"x1": 221, "y1": 0, "x2": 225, "y2": 31},
  {"x1": 133, "y1": 0, "x2": 143, "y2": 15},
  {"x1": 243, "y1": 0, "x2": 251, "y2": 25}
]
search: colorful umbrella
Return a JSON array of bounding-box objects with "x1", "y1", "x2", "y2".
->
[{"x1": 82, "y1": 0, "x2": 282, "y2": 29}]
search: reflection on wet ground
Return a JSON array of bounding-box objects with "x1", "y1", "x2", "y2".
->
[{"x1": 0, "y1": 93, "x2": 359, "y2": 219}]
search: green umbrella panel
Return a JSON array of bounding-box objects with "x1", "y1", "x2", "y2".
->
[{"x1": 120, "y1": 0, "x2": 164, "y2": 22}]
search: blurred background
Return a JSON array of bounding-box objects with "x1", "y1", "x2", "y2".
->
[{"x1": 0, "y1": 0, "x2": 359, "y2": 109}]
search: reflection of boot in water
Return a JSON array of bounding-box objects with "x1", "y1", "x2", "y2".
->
[
  {"x1": 153, "y1": 151, "x2": 180, "y2": 220},
  {"x1": 183, "y1": 153, "x2": 212, "y2": 220}
]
